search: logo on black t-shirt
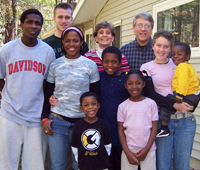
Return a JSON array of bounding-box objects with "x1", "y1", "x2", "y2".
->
[{"x1": 81, "y1": 129, "x2": 101, "y2": 151}]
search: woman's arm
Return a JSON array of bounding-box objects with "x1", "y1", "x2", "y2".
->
[
  {"x1": 136, "y1": 121, "x2": 157, "y2": 161},
  {"x1": 41, "y1": 81, "x2": 55, "y2": 136},
  {"x1": 143, "y1": 74, "x2": 192, "y2": 113},
  {"x1": 42, "y1": 81, "x2": 55, "y2": 119},
  {"x1": 90, "y1": 80, "x2": 100, "y2": 98},
  {"x1": 143, "y1": 76, "x2": 176, "y2": 111},
  {"x1": 118, "y1": 122, "x2": 139, "y2": 165}
]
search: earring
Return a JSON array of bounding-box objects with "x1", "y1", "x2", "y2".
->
[{"x1": 62, "y1": 45, "x2": 65, "y2": 50}]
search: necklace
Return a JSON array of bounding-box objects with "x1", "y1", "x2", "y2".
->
[
  {"x1": 154, "y1": 58, "x2": 169, "y2": 64},
  {"x1": 65, "y1": 56, "x2": 80, "y2": 69}
]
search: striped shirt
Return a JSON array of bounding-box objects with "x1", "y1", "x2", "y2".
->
[
  {"x1": 120, "y1": 38, "x2": 155, "y2": 71},
  {"x1": 84, "y1": 51, "x2": 129, "y2": 72}
]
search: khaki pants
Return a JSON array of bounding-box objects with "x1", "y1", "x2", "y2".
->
[{"x1": 121, "y1": 150, "x2": 156, "y2": 170}]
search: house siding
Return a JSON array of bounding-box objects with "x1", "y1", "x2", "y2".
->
[{"x1": 190, "y1": 53, "x2": 200, "y2": 170}]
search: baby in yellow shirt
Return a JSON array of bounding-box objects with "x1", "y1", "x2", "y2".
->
[{"x1": 172, "y1": 42, "x2": 200, "y2": 106}]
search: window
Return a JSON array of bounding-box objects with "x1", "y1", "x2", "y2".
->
[
  {"x1": 153, "y1": 0, "x2": 199, "y2": 47},
  {"x1": 113, "y1": 20, "x2": 121, "y2": 48},
  {"x1": 113, "y1": 26, "x2": 121, "y2": 48},
  {"x1": 85, "y1": 28, "x2": 95, "y2": 49}
]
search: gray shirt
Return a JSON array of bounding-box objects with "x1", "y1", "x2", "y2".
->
[
  {"x1": 0, "y1": 38, "x2": 55, "y2": 127},
  {"x1": 47, "y1": 56, "x2": 99, "y2": 118}
]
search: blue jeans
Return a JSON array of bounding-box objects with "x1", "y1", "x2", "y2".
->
[
  {"x1": 48, "y1": 114, "x2": 78, "y2": 170},
  {"x1": 156, "y1": 115, "x2": 196, "y2": 170}
]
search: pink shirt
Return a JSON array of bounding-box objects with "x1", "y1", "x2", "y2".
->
[
  {"x1": 117, "y1": 98, "x2": 158, "y2": 151},
  {"x1": 140, "y1": 59, "x2": 176, "y2": 96}
]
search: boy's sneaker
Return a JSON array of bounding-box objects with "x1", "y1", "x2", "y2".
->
[{"x1": 156, "y1": 127, "x2": 170, "y2": 137}]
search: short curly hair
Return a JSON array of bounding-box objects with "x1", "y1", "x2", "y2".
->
[
  {"x1": 174, "y1": 42, "x2": 191, "y2": 57},
  {"x1": 20, "y1": 9, "x2": 43, "y2": 25},
  {"x1": 80, "y1": 92, "x2": 99, "y2": 106},
  {"x1": 152, "y1": 29, "x2": 174, "y2": 48},
  {"x1": 93, "y1": 21, "x2": 115, "y2": 37},
  {"x1": 102, "y1": 46, "x2": 122, "y2": 62}
]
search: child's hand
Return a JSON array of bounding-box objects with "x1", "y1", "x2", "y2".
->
[
  {"x1": 173, "y1": 102, "x2": 193, "y2": 113},
  {"x1": 49, "y1": 95, "x2": 59, "y2": 108},
  {"x1": 88, "y1": 48, "x2": 96, "y2": 53},
  {"x1": 125, "y1": 150, "x2": 140, "y2": 165},
  {"x1": 182, "y1": 102, "x2": 193, "y2": 112},
  {"x1": 42, "y1": 119, "x2": 54, "y2": 136},
  {"x1": 136, "y1": 148, "x2": 148, "y2": 161}
]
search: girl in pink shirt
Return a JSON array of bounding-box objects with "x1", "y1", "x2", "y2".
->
[{"x1": 118, "y1": 70, "x2": 158, "y2": 170}]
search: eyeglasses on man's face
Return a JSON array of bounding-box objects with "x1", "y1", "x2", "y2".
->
[{"x1": 135, "y1": 23, "x2": 151, "y2": 29}]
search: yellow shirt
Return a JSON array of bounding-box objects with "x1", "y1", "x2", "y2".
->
[{"x1": 173, "y1": 62, "x2": 200, "y2": 100}]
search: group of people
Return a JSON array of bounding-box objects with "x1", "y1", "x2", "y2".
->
[{"x1": 0, "y1": 2, "x2": 199, "y2": 170}]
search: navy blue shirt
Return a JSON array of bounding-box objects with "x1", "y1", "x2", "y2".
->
[
  {"x1": 120, "y1": 38, "x2": 155, "y2": 71},
  {"x1": 100, "y1": 71, "x2": 129, "y2": 146}
]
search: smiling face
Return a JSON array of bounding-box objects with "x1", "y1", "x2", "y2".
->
[
  {"x1": 153, "y1": 36, "x2": 171, "y2": 63},
  {"x1": 62, "y1": 30, "x2": 83, "y2": 59},
  {"x1": 21, "y1": 14, "x2": 42, "y2": 42},
  {"x1": 80, "y1": 96, "x2": 100, "y2": 123},
  {"x1": 102, "y1": 52, "x2": 121, "y2": 76},
  {"x1": 172, "y1": 46, "x2": 190, "y2": 66},
  {"x1": 95, "y1": 28, "x2": 114, "y2": 49},
  {"x1": 54, "y1": 8, "x2": 73, "y2": 35},
  {"x1": 125, "y1": 74, "x2": 145, "y2": 101},
  {"x1": 133, "y1": 17, "x2": 152, "y2": 46}
]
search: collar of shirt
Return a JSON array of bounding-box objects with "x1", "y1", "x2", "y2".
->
[
  {"x1": 135, "y1": 38, "x2": 153, "y2": 51},
  {"x1": 96, "y1": 46, "x2": 103, "y2": 59},
  {"x1": 184, "y1": 61, "x2": 190, "y2": 64}
]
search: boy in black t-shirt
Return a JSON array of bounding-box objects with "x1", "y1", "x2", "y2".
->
[{"x1": 71, "y1": 92, "x2": 111, "y2": 170}]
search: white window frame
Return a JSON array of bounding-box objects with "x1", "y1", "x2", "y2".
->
[
  {"x1": 153, "y1": 0, "x2": 200, "y2": 57},
  {"x1": 113, "y1": 20, "x2": 121, "y2": 27}
]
